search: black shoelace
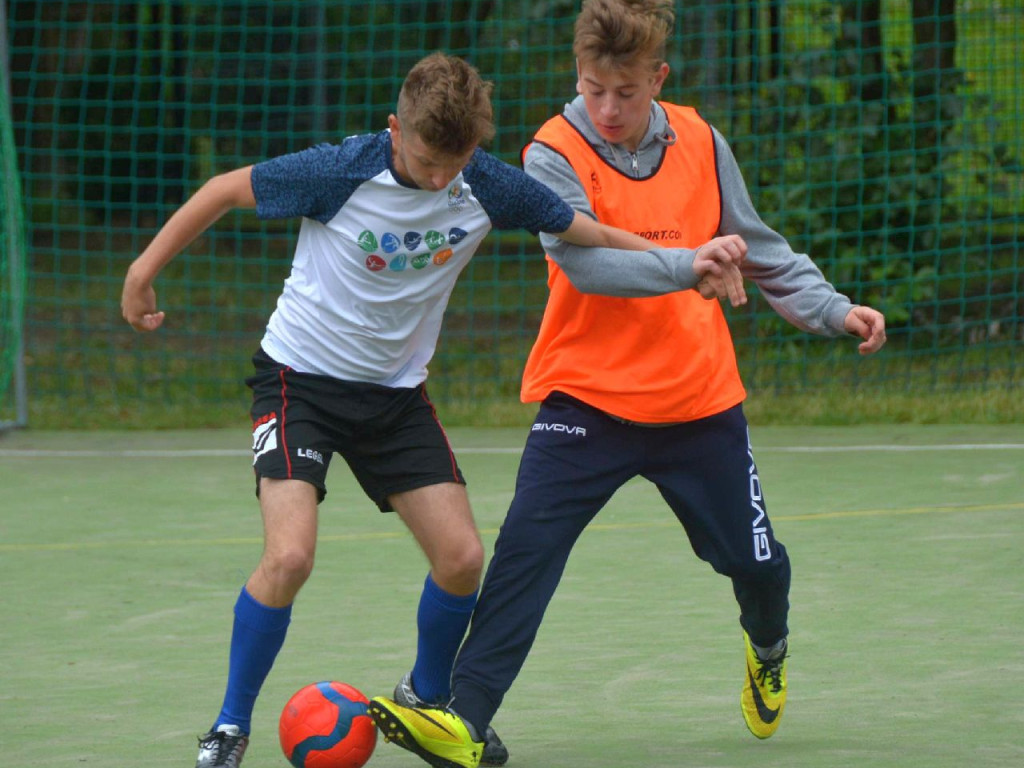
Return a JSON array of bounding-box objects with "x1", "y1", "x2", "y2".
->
[
  {"x1": 198, "y1": 731, "x2": 244, "y2": 763},
  {"x1": 753, "y1": 654, "x2": 786, "y2": 694}
]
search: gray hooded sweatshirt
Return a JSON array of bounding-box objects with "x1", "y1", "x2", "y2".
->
[{"x1": 523, "y1": 96, "x2": 855, "y2": 337}]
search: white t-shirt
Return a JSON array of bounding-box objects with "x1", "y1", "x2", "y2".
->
[{"x1": 250, "y1": 130, "x2": 574, "y2": 387}]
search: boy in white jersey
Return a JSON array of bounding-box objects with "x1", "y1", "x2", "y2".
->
[{"x1": 121, "y1": 52, "x2": 746, "y2": 768}]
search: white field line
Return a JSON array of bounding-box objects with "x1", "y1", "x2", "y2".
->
[{"x1": 1, "y1": 443, "x2": 1024, "y2": 458}]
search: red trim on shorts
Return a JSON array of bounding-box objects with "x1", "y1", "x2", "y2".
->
[
  {"x1": 279, "y1": 368, "x2": 292, "y2": 477},
  {"x1": 420, "y1": 387, "x2": 459, "y2": 482}
]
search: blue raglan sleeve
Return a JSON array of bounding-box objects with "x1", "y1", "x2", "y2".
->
[
  {"x1": 463, "y1": 151, "x2": 575, "y2": 235},
  {"x1": 250, "y1": 134, "x2": 385, "y2": 224}
]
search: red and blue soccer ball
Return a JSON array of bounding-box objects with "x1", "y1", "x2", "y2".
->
[{"x1": 279, "y1": 681, "x2": 377, "y2": 768}]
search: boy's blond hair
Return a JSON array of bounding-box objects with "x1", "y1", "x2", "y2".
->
[
  {"x1": 574, "y1": 0, "x2": 674, "y2": 72},
  {"x1": 397, "y1": 52, "x2": 496, "y2": 156}
]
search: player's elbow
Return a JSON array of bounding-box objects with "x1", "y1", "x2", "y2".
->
[{"x1": 203, "y1": 167, "x2": 256, "y2": 209}]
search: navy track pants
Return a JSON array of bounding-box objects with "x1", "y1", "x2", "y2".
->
[{"x1": 450, "y1": 394, "x2": 791, "y2": 731}]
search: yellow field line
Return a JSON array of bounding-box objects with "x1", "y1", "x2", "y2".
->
[
  {"x1": 777, "y1": 501, "x2": 1023, "y2": 522},
  {"x1": 577, "y1": 501, "x2": 1023, "y2": 531},
  {"x1": 0, "y1": 531, "x2": 404, "y2": 552},
  {"x1": 1, "y1": 502, "x2": 1019, "y2": 553}
]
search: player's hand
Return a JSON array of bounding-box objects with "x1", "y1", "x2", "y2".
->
[
  {"x1": 844, "y1": 306, "x2": 886, "y2": 355},
  {"x1": 121, "y1": 272, "x2": 165, "y2": 332},
  {"x1": 693, "y1": 235, "x2": 748, "y2": 307},
  {"x1": 696, "y1": 264, "x2": 746, "y2": 307}
]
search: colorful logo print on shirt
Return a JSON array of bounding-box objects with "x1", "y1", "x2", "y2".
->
[
  {"x1": 359, "y1": 228, "x2": 457, "y2": 273},
  {"x1": 357, "y1": 231, "x2": 378, "y2": 252},
  {"x1": 448, "y1": 184, "x2": 467, "y2": 211},
  {"x1": 424, "y1": 230, "x2": 446, "y2": 250}
]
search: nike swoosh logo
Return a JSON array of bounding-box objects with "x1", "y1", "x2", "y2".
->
[
  {"x1": 407, "y1": 708, "x2": 461, "y2": 740},
  {"x1": 748, "y1": 668, "x2": 780, "y2": 723}
]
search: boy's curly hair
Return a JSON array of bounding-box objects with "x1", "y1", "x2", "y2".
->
[
  {"x1": 574, "y1": 0, "x2": 675, "y2": 72},
  {"x1": 397, "y1": 53, "x2": 495, "y2": 156}
]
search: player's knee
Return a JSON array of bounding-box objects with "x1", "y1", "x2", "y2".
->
[
  {"x1": 451, "y1": 539, "x2": 485, "y2": 583},
  {"x1": 432, "y1": 537, "x2": 484, "y2": 592},
  {"x1": 262, "y1": 547, "x2": 316, "y2": 589}
]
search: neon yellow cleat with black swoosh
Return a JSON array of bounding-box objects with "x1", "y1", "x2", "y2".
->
[
  {"x1": 368, "y1": 696, "x2": 484, "y2": 768},
  {"x1": 741, "y1": 631, "x2": 788, "y2": 739}
]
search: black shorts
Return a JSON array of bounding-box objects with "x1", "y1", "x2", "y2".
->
[{"x1": 245, "y1": 348, "x2": 465, "y2": 511}]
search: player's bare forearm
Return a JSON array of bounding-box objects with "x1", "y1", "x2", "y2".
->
[
  {"x1": 557, "y1": 211, "x2": 653, "y2": 250},
  {"x1": 122, "y1": 167, "x2": 256, "y2": 332},
  {"x1": 129, "y1": 167, "x2": 256, "y2": 283}
]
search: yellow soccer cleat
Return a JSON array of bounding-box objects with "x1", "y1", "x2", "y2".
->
[
  {"x1": 392, "y1": 672, "x2": 508, "y2": 766},
  {"x1": 741, "y1": 632, "x2": 788, "y2": 739},
  {"x1": 368, "y1": 696, "x2": 484, "y2": 768}
]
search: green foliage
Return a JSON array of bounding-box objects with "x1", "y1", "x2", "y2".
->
[
  {"x1": 4, "y1": 1, "x2": 1021, "y2": 430},
  {"x1": 722, "y1": 22, "x2": 1021, "y2": 351}
]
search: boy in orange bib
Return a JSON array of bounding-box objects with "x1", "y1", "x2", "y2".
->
[{"x1": 368, "y1": 3, "x2": 886, "y2": 765}]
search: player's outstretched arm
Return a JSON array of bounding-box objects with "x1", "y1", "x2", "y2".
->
[
  {"x1": 844, "y1": 305, "x2": 887, "y2": 355},
  {"x1": 555, "y1": 210, "x2": 652, "y2": 250},
  {"x1": 121, "y1": 166, "x2": 256, "y2": 332},
  {"x1": 556, "y1": 213, "x2": 749, "y2": 306},
  {"x1": 556, "y1": 210, "x2": 653, "y2": 251}
]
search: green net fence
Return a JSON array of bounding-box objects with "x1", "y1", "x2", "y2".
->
[
  {"x1": 1, "y1": 0, "x2": 26, "y2": 429},
  {"x1": 4, "y1": 0, "x2": 1022, "y2": 428}
]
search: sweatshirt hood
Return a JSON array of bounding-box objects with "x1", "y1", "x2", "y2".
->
[{"x1": 562, "y1": 95, "x2": 676, "y2": 175}]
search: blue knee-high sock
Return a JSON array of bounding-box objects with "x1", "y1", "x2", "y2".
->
[
  {"x1": 411, "y1": 574, "x2": 478, "y2": 703},
  {"x1": 214, "y1": 587, "x2": 292, "y2": 734}
]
